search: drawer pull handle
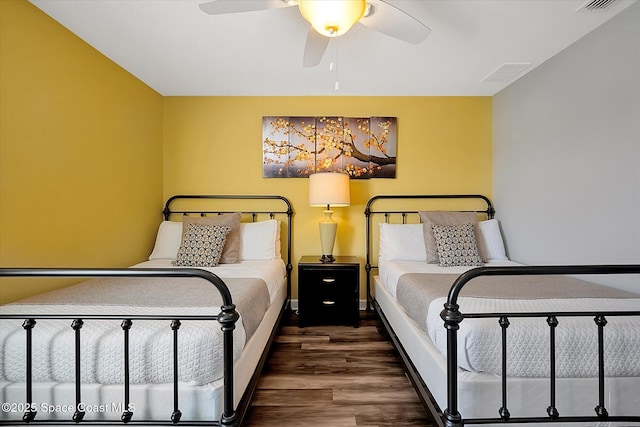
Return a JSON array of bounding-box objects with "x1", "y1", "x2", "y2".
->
[
  {"x1": 322, "y1": 300, "x2": 336, "y2": 306},
  {"x1": 322, "y1": 278, "x2": 336, "y2": 283}
]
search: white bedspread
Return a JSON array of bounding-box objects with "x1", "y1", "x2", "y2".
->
[
  {"x1": 379, "y1": 260, "x2": 640, "y2": 378},
  {"x1": 1, "y1": 304, "x2": 242, "y2": 385},
  {"x1": 428, "y1": 296, "x2": 640, "y2": 377},
  {"x1": 0, "y1": 260, "x2": 286, "y2": 386},
  {"x1": 378, "y1": 259, "x2": 518, "y2": 298},
  {"x1": 135, "y1": 259, "x2": 287, "y2": 304}
]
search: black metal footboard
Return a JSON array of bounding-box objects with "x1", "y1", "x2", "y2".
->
[
  {"x1": 441, "y1": 264, "x2": 640, "y2": 427},
  {"x1": 0, "y1": 268, "x2": 239, "y2": 426}
]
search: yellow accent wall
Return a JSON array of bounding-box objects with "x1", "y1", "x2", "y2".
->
[
  {"x1": 0, "y1": 0, "x2": 164, "y2": 303},
  {"x1": 163, "y1": 96, "x2": 492, "y2": 299}
]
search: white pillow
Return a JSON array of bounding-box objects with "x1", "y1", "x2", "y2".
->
[
  {"x1": 379, "y1": 223, "x2": 427, "y2": 262},
  {"x1": 477, "y1": 219, "x2": 508, "y2": 260},
  {"x1": 148, "y1": 221, "x2": 183, "y2": 260},
  {"x1": 149, "y1": 219, "x2": 282, "y2": 262},
  {"x1": 239, "y1": 220, "x2": 281, "y2": 260}
]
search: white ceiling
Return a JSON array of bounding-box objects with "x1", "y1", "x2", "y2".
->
[{"x1": 29, "y1": 0, "x2": 636, "y2": 96}]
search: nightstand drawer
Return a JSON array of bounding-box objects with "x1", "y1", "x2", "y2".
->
[{"x1": 304, "y1": 268, "x2": 357, "y2": 289}]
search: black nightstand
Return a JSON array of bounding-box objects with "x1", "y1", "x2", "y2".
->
[{"x1": 298, "y1": 256, "x2": 360, "y2": 327}]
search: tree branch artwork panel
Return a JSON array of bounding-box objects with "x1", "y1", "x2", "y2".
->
[{"x1": 262, "y1": 116, "x2": 397, "y2": 178}]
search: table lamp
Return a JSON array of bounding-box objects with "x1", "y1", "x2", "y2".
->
[{"x1": 308, "y1": 172, "x2": 350, "y2": 263}]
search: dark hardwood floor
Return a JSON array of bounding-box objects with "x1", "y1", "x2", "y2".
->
[{"x1": 242, "y1": 310, "x2": 434, "y2": 426}]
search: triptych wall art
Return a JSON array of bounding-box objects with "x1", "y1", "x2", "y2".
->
[{"x1": 262, "y1": 116, "x2": 397, "y2": 178}]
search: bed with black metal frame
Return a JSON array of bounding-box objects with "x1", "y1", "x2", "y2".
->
[
  {"x1": 0, "y1": 194, "x2": 293, "y2": 426},
  {"x1": 364, "y1": 194, "x2": 640, "y2": 427}
]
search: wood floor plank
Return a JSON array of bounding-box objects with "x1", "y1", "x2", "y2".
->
[
  {"x1": 275, "y1": 334, "x2": 330, "y2": 343},
  {"x1": 243, "y1": 406, "x2": 358, "y2": 427},
  {"x1": 257, "y1": 373, "x2": 413, "y2": 389},
  {"x1": 242, "y1": 310, "x2": 433, "y2": 426},
  {"x1": 333, "y1": 387, "x2": 422, "y2": 404},
  {"x1": 354, "y1": 404, "x2": 435, "y2": 427},
  {"x1": 301, "y1": 341, "x2": 396, "y2": 351},
  {"x1": 251, "y1": 389, "x2": 333, "y2": 406}
]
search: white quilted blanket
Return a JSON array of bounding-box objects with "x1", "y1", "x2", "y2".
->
[
  {"x1": 426, "y1": 296, "x2": 640, "y2": 377},
  {"x1": 381, "y1": 260, "x2": 640, "y2": 378},
  {"x1": 0, "y1": 304, "x2": 244, "y2": 385},
  {"x1": 0, "y1": 260, "x2": 286, "y2": 386}
]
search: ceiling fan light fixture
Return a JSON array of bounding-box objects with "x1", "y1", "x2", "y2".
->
[{"x1": 298, "y1": 0, "x2": 367, "y2": 37}]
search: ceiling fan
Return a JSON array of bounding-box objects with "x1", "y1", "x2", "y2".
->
[{"x1": 198, "y1": 0, "x2": 431, "y2": 67}]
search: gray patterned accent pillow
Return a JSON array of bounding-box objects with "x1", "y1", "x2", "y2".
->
[
  {"x1": 182, "y1": 213, "x2": 241, "y2": 264},
  {"x1": 418, "y1": 211, "x2": 486, "y2": 263},
  {"x1": 431, "y1": 223, "x2": 483, "y2": 267},
  {"x1": 173, "y1": 224, "x2": 232, "y2": 267}
]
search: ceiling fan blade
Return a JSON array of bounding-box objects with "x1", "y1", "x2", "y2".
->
[
  {"x1": 303, "y1": 27, "x2": 330, "y2": 68},
  {"x1": 199, "y1": 0, "x2": 291, "y2": 15},
  {"x1": 360, "y1": 0, "x2": 430, "y2": 44}
]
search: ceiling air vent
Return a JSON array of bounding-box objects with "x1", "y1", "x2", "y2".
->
[
  {"x1": 577, "y1": 0, "x2": 618, "y2": 11},
  {"x1": 482, "y1": 63, "x2": 532, "y2": 83}
]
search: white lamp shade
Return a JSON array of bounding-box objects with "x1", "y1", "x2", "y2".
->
[{"x1": 308, "y1": 172, "x2": 350, "y2": 208}]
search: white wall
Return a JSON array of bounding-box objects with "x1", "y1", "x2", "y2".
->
[{"x1": 493, "y1": 2, "x2": 640, "y2": 293}]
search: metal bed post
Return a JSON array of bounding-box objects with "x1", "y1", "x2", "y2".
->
[
  {"x1": 364, "y1": 202, "x2": 373, "y2": 311},
  {"x1": 71, "y1": 318, "x2": 86, "y2": 422},
  {"x1": 219, "y1": 304, "x2": 239, "y2": 427},
  {"x1": 546, "y1": 316, "x2": 559, "y2": 419},
  {"x1": 121, "y1": 319, "x2": 134, "y2": 423},
  {"x1": 441, "y1": 302, "x2": 463, "y2": 427},
  {"x1": 21, "y1": 318, "x2": 37, "y2": 423},
  {"x1": 498, "y1": 316, "x2": 511, "y2": 421},
  {"x1": 170, "y1": 319, "x2": 182, "y2": 424},
  {"x1": 594, "y1": 315, "x2": 609, "y2": 418}
]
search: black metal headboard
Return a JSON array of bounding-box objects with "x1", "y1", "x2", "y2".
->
[
  {"x1": 364, "y1": 194, "x2": 494, "y2": 310},
  {"x1": 163, "y1": 194, "x2": 294, "y2": 302}
]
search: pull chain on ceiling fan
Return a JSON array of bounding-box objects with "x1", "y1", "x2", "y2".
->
[{"x1": 198, "y1": 0, "x2": 430, "y2": 67}]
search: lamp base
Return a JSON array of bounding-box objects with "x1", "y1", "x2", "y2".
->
[
  {"x1": 318, "y1": 211, "x2": 337, "y2": 264},
  {"x1": 319, "y1": 254, "x2": 335, "y2": 263}
]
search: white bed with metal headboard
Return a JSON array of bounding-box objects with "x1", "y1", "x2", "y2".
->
[
  {"x1": 365, "y1": 194, "x2": 640, "y2": 427},
  {"x1": 1, "y1": 194, "x2": 294, "y2": 426}
]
